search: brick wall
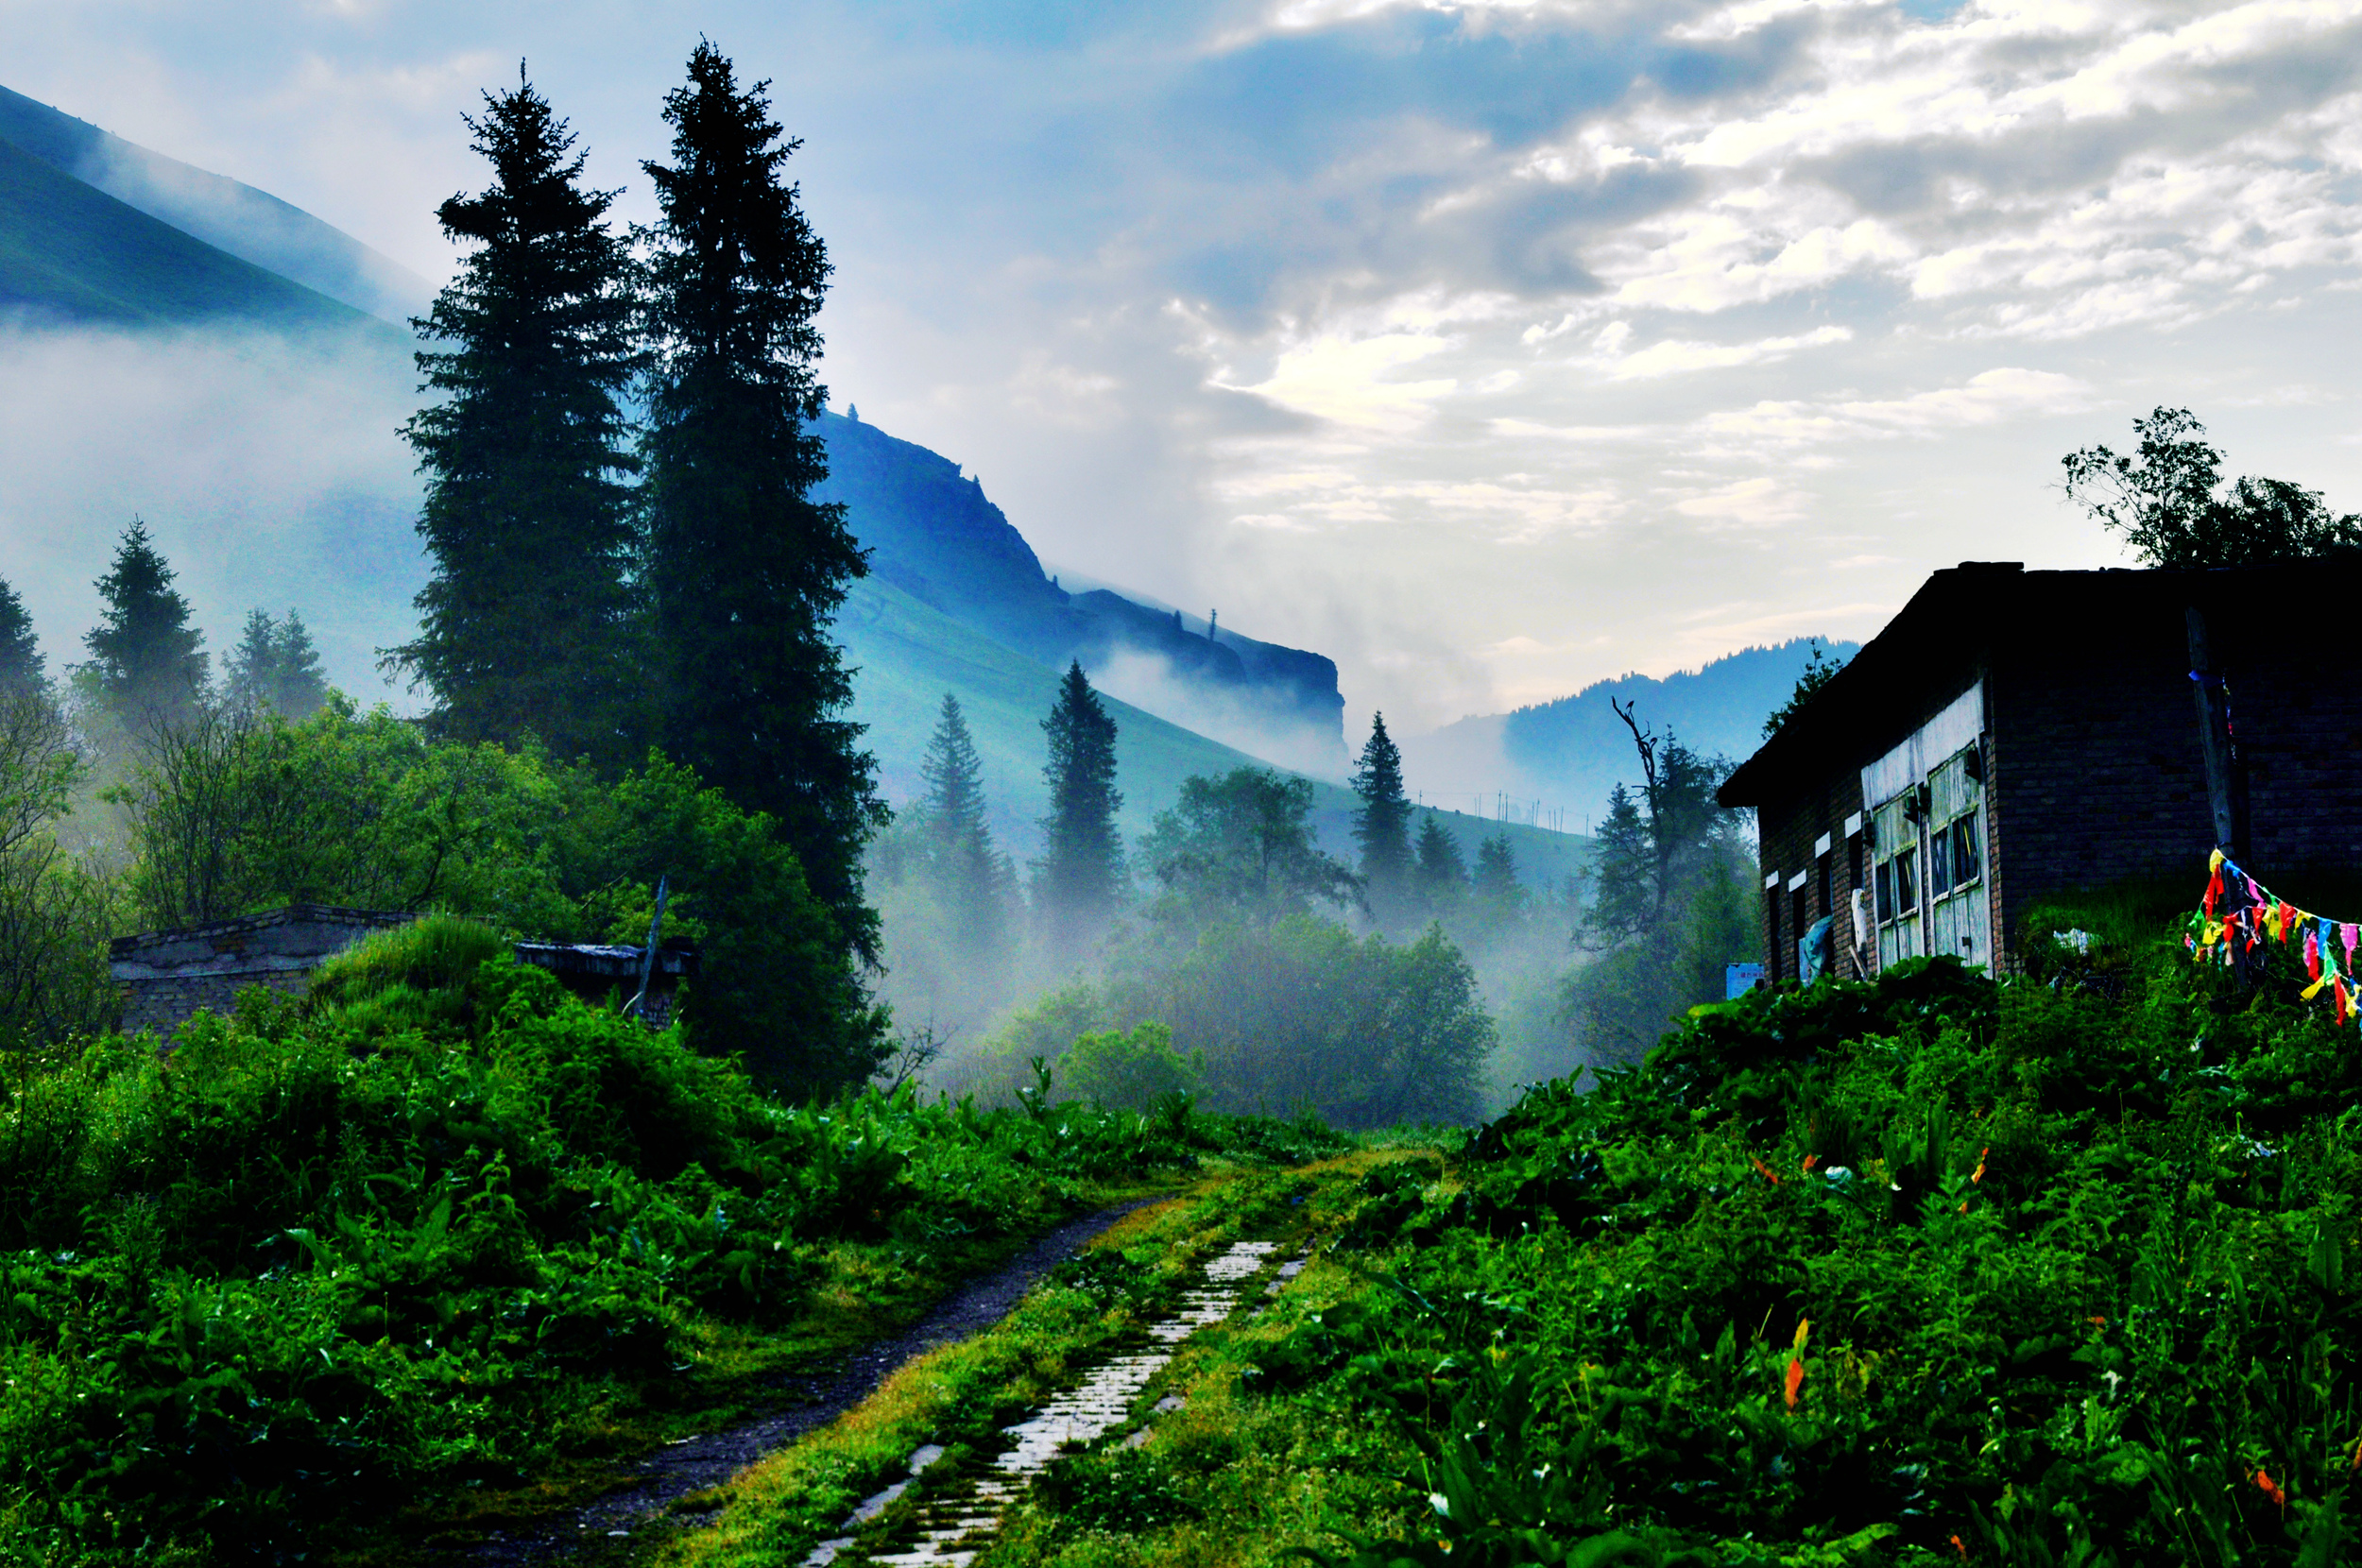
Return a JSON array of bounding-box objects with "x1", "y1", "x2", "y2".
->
[
  {"x1": 120, "y1": 970, "x2": 308, "y2": 1041},
  {"x1": 1989, "y1": 613, "x2": 2362, "y2": 947},
  {"x1": 1755, "y1": 771, "x2": 1869, "y2": 980}
]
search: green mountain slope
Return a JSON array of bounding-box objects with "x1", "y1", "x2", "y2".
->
[
  {"x1": 0, "y1": 82, "x2": 431, "y2": 322},
  {"x1": 0, "y1": 135, "x2": 369, "y2": 330},
  {"x1": 840, "y1": 572, "x2": 1585, "y2": 888}
]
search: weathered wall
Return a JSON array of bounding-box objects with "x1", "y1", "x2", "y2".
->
[{"x1": 120, "y1": 970, "x2": 308, "y2": 1041}]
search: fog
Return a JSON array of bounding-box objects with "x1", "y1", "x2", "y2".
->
[
  {"x1": 0, "y1": 319, "x2": 424, "y2": 700},
  {"x1": 1087, "y1": 646, "x2": 1346, "y2": 782}
]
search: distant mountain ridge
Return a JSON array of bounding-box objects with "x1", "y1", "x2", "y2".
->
[
  {"x1": 1398, "y1": 639, "x2": 1858, "y2": 827},
  {"x1": 813, "y1": 410, "x2": 1347, "y2": 773},
  {"x1": 0, "y1": 82, "x2": 431, "y2": 324}
]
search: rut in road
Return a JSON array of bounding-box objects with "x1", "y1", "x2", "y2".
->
[{"x1": 454, "y1": 1200, "x2": 1156, "y2": 1567}]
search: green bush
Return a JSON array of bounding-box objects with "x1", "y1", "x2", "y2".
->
[
  {"x1": 1253, "y1": 948, "x2": 2362, "y2": 1565},
  {"x1": 111, "y1": 700, "x2": 884, "y2": 1095},
  {"x1": 0, "y1": 940, "x2": 1335, "y2": 1564},
  {"x1": 1061, "y1": 1020, "x2": 1204, "y2": 1111}
]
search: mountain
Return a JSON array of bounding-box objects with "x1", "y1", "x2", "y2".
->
[
  {"x1": 0, "y1": 87, "x2": 1582, "y2": 886},
  {"x1": 0, "y1": 134, "x2": 374, "y2": 331},
  {"x1": 0, "y1": 84, "x2": 431, "y2": 323},
  {"x1": 836, "y1": 569, "x2": 1585, "y2": 889},
  {"x1": 813, "y1": 411, "x2": 1346, "y2": 775},
  {"x1": 1397, "y1": 639, "x2": 1859, "y2": 829}
]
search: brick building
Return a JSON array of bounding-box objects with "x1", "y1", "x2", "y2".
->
[{"x1": 1717, "y1": 560, "x2": 2362, "y2": 980}]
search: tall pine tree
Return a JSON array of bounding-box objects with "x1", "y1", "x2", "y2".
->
[
  {"x1": 0, "y1": 578, "x2": 43, "y2": 700},
  {"x1": 83, "y1": 520, "x2": 207, "y2": 730},
  {"x1": 640, "y1": 42, "x2": 882, "y2": 965},
  {"x1": 1035, "y1": 660, "x2": 1122, "y2": 946},
  {"x1": 389, "y1": 66, "x2": 644, "y2": 768},
  {"x1": 1350, "y1": 712, "x2": 1414, "y2": 920},
  {"x1": 917, "y1": 693, "x2": 1012, "y2": 957}
]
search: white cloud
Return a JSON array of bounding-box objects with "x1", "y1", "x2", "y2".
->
[
  {"x1": 1699, "y1": 367, "x2": 2097, "y2": 447},
  {"x1": 1586, "y1": 323, "x2": 1852, "y2": 380}
]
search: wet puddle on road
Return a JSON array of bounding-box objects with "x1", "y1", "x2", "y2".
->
[{"x1": 799, "y1": 1240, "x2": 1286, "y2": 1567}]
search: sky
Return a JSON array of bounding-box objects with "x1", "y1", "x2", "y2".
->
[{"x1": 6, "y1": 0, "x2": 2362, "y2": 734}]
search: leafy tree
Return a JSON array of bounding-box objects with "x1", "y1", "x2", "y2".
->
[
  {"x1": 1413, "y1": 813, "x2": 1470, "y2": 915},
  {"x1": 1035, "y1": 660, "x2": 1123, "y2": 946},
  {"x1": 1350, "y1": 712, "x2": 1414, "y2": 920},
  {"x1": 1113, "y1": 915, "x2": 1493, "y2": 1128},
  {"x1": 1060, "y1": 1020, "x2": 1204, "y2": 1112},
  {"x1": 1760, "y1": 638, "x2": 1844, "y2": 739},
  {"x1": 391, "y1": 69, "x2": 644, "y2": 768},
  {"x1": 0, "y1": 690, "x2": 112, "y2": 1045},
  {"x1": 1138, "y1": 767, "x2": 1358, "y2": 929},
  {"x1": 0, "y1": 578, "x2": 42, "y2": 700},
  {"x1": 115, "y1": 699, "x2": 883, "y2": 1092},
  {"x1": 640, "y1": 41, "x2": 881, "y2": 964},
  {"x1": 2062, "y1": 405, "x2": 2362, "y2": 568},
  {"x1": 81, "y1": 519, "x2": 208, "y2": 730},
  {"x1": 222, "y1": 608, "x2": 329, "y2": 721}
]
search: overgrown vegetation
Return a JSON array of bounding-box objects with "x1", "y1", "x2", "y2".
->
[
  {"x1": 0, "y1": 917, "x2": 1346, "y2": 1565},
  {"x1": 828, "y1": 928, "x2": 2362, "y2": 1566}
]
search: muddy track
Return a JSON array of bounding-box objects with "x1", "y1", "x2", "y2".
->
[{"x1": 452, "y1": 1200, "x2": 1160, "y2": 1567}]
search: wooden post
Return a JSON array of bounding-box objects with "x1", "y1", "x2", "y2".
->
[{"x1": 2185, "y1": 607, "x2": 2243, "y2": 858}]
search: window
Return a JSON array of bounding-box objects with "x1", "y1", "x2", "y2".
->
[
  {"x1": 1894, "y1": 847, "x2": 1917, "y2": 914},
  {"x1": 1875, "y1": 858, "x2": 1895, "y2": 923},
  {"x1": 1952, "y1": 810, "x2": 1981, "y2": 886},
  {"x1": 1928, "y1": 826, "x2": 1952, "y2": 897}
]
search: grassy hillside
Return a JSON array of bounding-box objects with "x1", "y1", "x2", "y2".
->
[
  {"x1": 841, "y1": 573, "x2": 1586, "y2": 890},
  {"x1": 0, "y1": 135, "x2": 372, "y2": 331},
  {"x1": 0, "y1": 80, "x2": 431, "y2": 322}
]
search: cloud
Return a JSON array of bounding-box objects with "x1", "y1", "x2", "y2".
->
[
  {"x1": 1669, "y1": 474, "x2": 1809, "y2": 527},
  {"x1": 0, "y1": 321, "x2": 423, "y2": 703},
  {"x1": 1583, "y1": 320, "x2": 1850, "y2": 377},
  {"x1": 1698, "y1": 366, "x2": 2097, "y2": 447},
  {"x1": 14, "y1": 0, "x2": 2362, "y2": 742}
]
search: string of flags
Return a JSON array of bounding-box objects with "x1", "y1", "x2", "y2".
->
[{"x1": 2190, "y1": 849, "x2": 2362, "y2": 1024}]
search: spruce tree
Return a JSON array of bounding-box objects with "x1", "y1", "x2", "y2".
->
[
  {"x1": 1350, "y1": 712, "x2": 1414, "y2": 918},
  {"x1": 918, "y1": 693, "x2": 1010, "y2": 955},
  {"x1": 222, "y1": 609, "x2": 278, "y2": 716},
  {"x1": 389, "y1": 66, "x2": 643, "y2": 768},
  {"x1": 83, "y1": 520, "x2": 207, "y2": 729},
  {"x1": 1413, "y1": 813, "x2": 1469, "y2": 912},
  {"x1": 224, "y1": 608, "x2": 331, "y2": 720},
  {"x1": 0, "y1": 578, "x2": 43, "y2": 700},
  {"x1": 1473, "y1": 834, "x2": 1521, "y2": 911},
  {"x1": 1036, "y1": 660, "x2": 1122, "y2": 946},
  {"x1": 272, "y1": 610, "x2": 329, "y2": 719},
  {"x1": 640, "y1": 41, "x2": 881, "y2": 964}
]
